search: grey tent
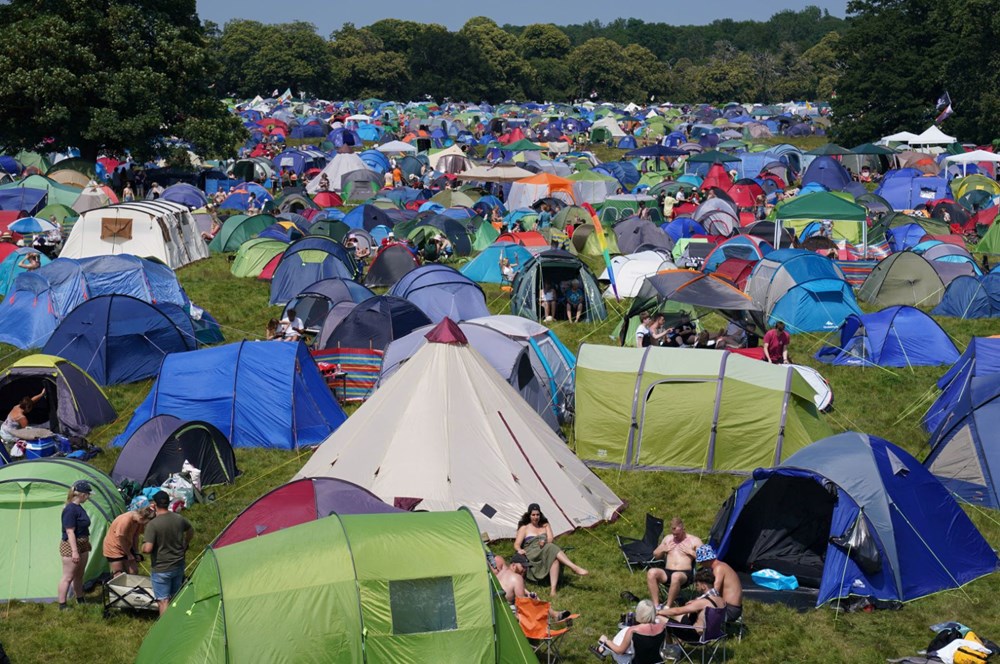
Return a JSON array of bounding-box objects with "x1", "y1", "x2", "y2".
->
[
  {"x1": 283, "y1": 278, "x2": 375, "y2": 331},
  {"x1": 364, "y1": 244, "x2": 420, "y2": 288},
  {"x1": 510, "y1": 249, "x2": 607, "y2": 322},
  {"x1": 613, "y1": 217, "x2": 675, "y2": 254},
  {"x1": 858, "y1": 252, "x2": 947, "y2": 307}
]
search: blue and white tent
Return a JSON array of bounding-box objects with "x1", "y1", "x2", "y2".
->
[
  {"x1": 712, "y1": 432, "x2": 998, "y2": 606},
  {"x1": 113, "y1": 341, "x2": 346, "y2": 450},
  {"x1": 815, "y1": 306, "x2": 959, "y2": 368}
]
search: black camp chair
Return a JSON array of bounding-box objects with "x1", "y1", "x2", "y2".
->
[{"x1": 617, "y1": 513, "x2": 666, "y2": 573}]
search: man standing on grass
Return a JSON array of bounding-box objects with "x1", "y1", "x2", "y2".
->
[
  {"x1": 142, "y1": 491, "x2": 193, "y2": 615},
  {"x1": 763, "y1": 321, "x2": 790, "y2": 364}
]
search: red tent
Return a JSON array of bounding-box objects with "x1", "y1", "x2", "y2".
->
[
  {"x1": 714, "y1": 257, "x2": 757, "y2": 290},
  {"x1": 257, "y1": 253, "x2": 282, "y2": 281},
  {"x1": 312, "y1": 191, "x2": 343, "y2": 208},
  {"x1": 495, "y1": 231, "x2": 548, "y2": 248},
  {"x1": 727, "y1": 180, "x2": 765, "y2": 207},
  {"x1": 700, "y1": 163, "x2": 733, "y2": 191}
]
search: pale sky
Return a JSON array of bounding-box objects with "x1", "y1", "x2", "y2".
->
[{"x1": 196, "y1": 1, "x2": 848, "y2": 35}]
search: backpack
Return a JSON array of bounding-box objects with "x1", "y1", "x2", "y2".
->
[
  {"x1": 928, "y1": 627, "x2": 962, "y2": 654},
  {"x1": 953, "y1": 646, "x2": 989, "y2": 664}
]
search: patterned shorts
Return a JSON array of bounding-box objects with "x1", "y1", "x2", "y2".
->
[{"x1": 59, "y1": 537, "x2": 91, "y2": 558}]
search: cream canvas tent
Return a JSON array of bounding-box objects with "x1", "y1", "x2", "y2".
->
[
  {"x1": 296, "y1": 318, "x2": 623, "y2": 540},
  {"x1": 305, "y1": 152, "x2": 368, "y2": 193},
  {"x1": 60, "y1": 200, "x2": 208, "y2": 269}
]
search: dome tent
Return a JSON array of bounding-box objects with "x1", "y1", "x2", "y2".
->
[
  {"x1": 815, "y1": 306, "x2": 959, "y2": 368},
  {"x1": 112, "y1": 415, "x2": 239, "y2": 488},
  {"x1": 112, "y1": 341, "x2": 346, "y2": 450},
  {"x1": 269, "y1": 235, "x2": 358, "y2": 305},
  {"x1": 0, "y1": 355, "x2": 116, "y2": 437},
  {"x1": 925, "y1": 336, "x2": 1000, "y2": 435},
  {"x1": 318, "y1": 296, "x2": 431, "y2": 352},
  {"x1": 711, "y1": 432, "x2": 998, "y2": 606},
  {"x1": 42, "y1": 294, "x2": 197, "y2": 385},
  {"x1": 363, "y1": 243, "x2": 421, "y2": 288},
  {"x1": 282, "y1": 278, "x2": 374, "y2": 331},
  {"x1": 388, "y1": 264, "x2": 489, "y2": 323},
  {"x1": 0, "y1": 459, "x2": 124, "y2": 601},
  {"x1": 510, "y1": 249, "x2": 607, "y2": 322}
]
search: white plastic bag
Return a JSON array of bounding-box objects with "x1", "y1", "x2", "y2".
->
[
  {"x1": 181, "y1": 459, "x2": 202, "y2": 490},
  {"x1": 161, "y1": 473, "x2": 194, "y2": 508}
]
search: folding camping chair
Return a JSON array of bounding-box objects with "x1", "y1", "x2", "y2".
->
[
  {"x1": 616, "y1": 513, "x2": 666, "y2": 573},
  {"x1": 515, "y1": 596, "x2": 578, "y2": 663},
  {"x1": 665, "y1": 606, "x2": 728, "y2": 664},
  {"x1": 631, "y1": 629, "x2": 669, "y2": 664}
]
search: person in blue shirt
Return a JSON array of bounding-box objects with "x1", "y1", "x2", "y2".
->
[{"x1": 58, "y1": 480, "x2": 93, "y2": 609}]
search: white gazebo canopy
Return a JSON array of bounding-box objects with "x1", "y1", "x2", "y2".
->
[
  {"x1": 913, "y1": 125, "x2": 956, "y2": 145},
  {"x1": 943, "y1": 149, "x2": 1000, "y2": 164},
  {"x1": 879, "y1": 130, "x2": 920, "y2": 144}
]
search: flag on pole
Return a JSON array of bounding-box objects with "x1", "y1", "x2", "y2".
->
[{"x1": 935, "y1": 91, "x2": 953, "y2": 124}]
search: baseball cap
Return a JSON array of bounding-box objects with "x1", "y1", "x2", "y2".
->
[
  {"x1": 696, "y1": 544, "x2": 717, "y2": 563},
  {"x1": 72, "y1": 480, "x2": 93, "y2": 494}
]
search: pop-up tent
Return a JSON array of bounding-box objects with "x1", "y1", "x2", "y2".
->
[
  {"x1": 364, "y1": 244, "x2": 421, "y2": 288},
  {"x1": 711, "y1": 432, "x2": 998, "y2": 606},
  {"x1": 213, "y1": 477, "x2": 401, "y2": 548},
  {"x1": 112, "y1": 341, "x2": 346, "y2": 450},
  {"x1": 229, "y1": 237, "x2": 288, "y2": 278},
  {"x1": 136, "y1": 510, "x2": 536, "y2": 664},
  {"x1": 460, "y1": 242, "x2": 534, "y2": 284},
  {"x1": 858, "y1": 252, "x2": 947, "y2": 307},
  {"x1": 41, "y1": 294, "x2": 197, "y2": 385},
  {"x1": 297, "y1": 319, "x2": 623, "y2": 540},
  {"x1": 924, "y1": 368, "x2": 1000, "y2": 509},
  {"x1": 0, "y1": 355, "x2": 116, "y2": 437},
  {"x1": 112, "y1": 414, "x2": 238, "y2": 488},
  {"x1": 574, "y1": 345, "x2": 830, "y2": 472},
  {"x1": 815, "y1": 306, "x2": 959, "y2": 368},
  {"x1": 208, "y1": 214, "x2": 274, "y2": 253},
  {"x1": 317, "y1": 295, "x2": 431, "y2": 352},
  {"x1": 0, "y1": 459, "x2": 124, "y2": 601},
  {"x1": 282, "y1": 277, "x2": 374, "y2": 331}
]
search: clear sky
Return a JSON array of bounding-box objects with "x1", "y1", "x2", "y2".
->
[{"x1": 196, "y1": 1, "x2": 848, "y2": 35}]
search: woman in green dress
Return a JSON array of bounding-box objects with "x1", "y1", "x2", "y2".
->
[{"x1": 513, "y1": 503, "x2": 589, "y2": 596}]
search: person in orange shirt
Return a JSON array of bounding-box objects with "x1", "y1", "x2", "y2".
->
[{"x1": 103, "y1": 505, "x2": 155, "y2": 575}]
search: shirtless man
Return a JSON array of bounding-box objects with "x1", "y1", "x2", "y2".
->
[
  {"x1": 647, "y1": 517, "x2": 702, "y2": 609},
  {"x1": 497, "y1": 553, "x2": 569, "y2": 620},
  {"x1": 696, "y1": 544, "x2": 743, "y2": 622}
]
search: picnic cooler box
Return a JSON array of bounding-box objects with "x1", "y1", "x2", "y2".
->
[{"x1": 103, "y1": 574, "x2": 158, "y2": 616}]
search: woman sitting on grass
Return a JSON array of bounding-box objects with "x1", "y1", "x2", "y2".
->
[{"x1": 513, "y1": 503, "x2": 588, "y2": 596}]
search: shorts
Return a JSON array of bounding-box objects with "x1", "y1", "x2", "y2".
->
[
  {"x1": 59, "y1": 537, "x2": 91, "y2": 558},
  {"x1": 151, "y1": 565, "x2": 186, "y2": 601},
  {"x1": 105, "y1": 556, "x2": 129, "y2": 564},
  {"x1": 725, "y1": 604, "x2": 743, "y2": 622},
  {"x1": 665, "y1": 568, "x2": 693, "y2": 586}
]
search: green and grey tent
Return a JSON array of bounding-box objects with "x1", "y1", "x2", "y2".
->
[
  {"x1": 136, "y1": 510, "x2": 535, "y2": 664},
  {"x1": 858, "y1": 251, "x2": 947, "y2": 307},
  {"x1": 574, "y1": 345, "x2": 831, "y2": 472},
  {"x1": 229, "y1": 237, "x2": 288, "y2": 278},
  {"x1": 0, "y1": 459, "x2": 124, "y2": 601}
]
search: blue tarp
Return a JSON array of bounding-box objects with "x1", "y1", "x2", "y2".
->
[
  {"x1": 42, "y1": 295, "x2": 197, "y2": 385},
  {"x1": 815, "y1": 306, "x2": 959, "y2": 367},
  {"x1": 931, "y1": 273, "x2": 1000, "y2": 318},
  {"x1": 714, "y1": 432, "x2": 998, "y2": 606},
  {"x1": 388, "y1": 264, "x2": 489, "y2": 323},
  {"x1": 112, "y1": 341, "x2": 346, "y2": 449}
]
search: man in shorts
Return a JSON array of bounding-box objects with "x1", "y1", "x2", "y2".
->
[
  {"x1": 142, "y1": 491, "x2": 194, "y2": 615},
  {"x1": 646, "y1": 517, "x2": 702, "y2": 609},
  {"x1": 695, "y1": 544, "x2": 743, "y2": 622}
]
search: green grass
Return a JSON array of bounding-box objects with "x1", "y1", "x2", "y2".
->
[{"x1": 2, "y1": 252, "x2": 1000, "y2": 663}]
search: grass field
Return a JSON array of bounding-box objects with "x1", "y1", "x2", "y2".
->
[{"x1": 1, "y1": 251, "x2": 999, "y2": 664}]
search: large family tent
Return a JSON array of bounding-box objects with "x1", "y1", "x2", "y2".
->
[
  {"x1": 0, "y1": 459, "x2": 124, "y2": 601},
  {"x1": 317, "y1": 295, "x2": 431, "y2": 351},
  {"x1": 61, "y1": 200, "x2": 208, "y2": 269},
  {"x1": 0, "y1": 355, "x2": 116, "y2": 437},
  {"x1": 380, "y1": 320, "x2": 560, "y2": 431},
  {"x1": 229, "y1": 237, "x2": 288, "y2": 277},
  {"x1": 745, "y1": 248, "x2": 860, "y2": 332},
  {"x1": 710, "y1": 432, "x2": 999, "y2": 606},
  {"x1": 0, "y1": 271, "x2": 63, "y2": 349},
  {"x1": 269, "y1": 236, "x2": 359, "y2": 305},
  {"x1": 875, "y1": 174, "x2": 951, "y2": 210},
  {"x1": 283, "y1": 277, "x2": 374, "y2": 331},
  {"x1": 213, "y1": 477, "x2": 401, "y2": 548},
  {"x1": 925, "y1": 367, "x2": 1000, "y2": 508},
  {"x1": 136, "y1": 510, "x2": 535, "y2": 664},
  {"x1": 388, "y1": 264, "x2": 489, "y2": 322},
  {"x1": 208, "y1": 213, "x2": 274, "y2": 252},
  {"x1": 574, "y1": 345, "x2": 830, "y2": 472},
  {"x1": 112, "y1": 415, "x2": 238, "y2": 488},
  {"x1": 932, "y1": 273, "x2": 1000, "y2": 318},
  {"x1": 815, "y1": 306, "x2": 959, "y2": 368},
  {"x1": 364, "y1": 243, "x2": 421, "y2": 287},
  {"x1": 510, "y1": 249, "x2": 607, "y2": 322},
  {"x1": 41, "y1": 295, "x2": 197, "y2": 385},
  {"x1": 858, "y1": 252, "x2": 948, "y2": 307},
  {"x1": 465, "y1": 315, "x2": 577, "y2": 422},
  {"x1": 773, "y1": 191, "x2": 868, "y2": 244},
  {"x1": 297, "y1": 319, "x2": 623, "y2": 540},
  {"x1": 460, "y1": 242, "x2": 534, "y2": 283},
  {"x1": 925, "y1": 337, "x2": 1000, "y2": 434},
  {"x1": 112, "y1": 341, "x2": 346, "y2": 450}
]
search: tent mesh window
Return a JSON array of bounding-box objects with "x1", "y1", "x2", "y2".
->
[
  {"x1": 389, "y1": 577, "x2": 457, "y2": 634},
  {"x1": 101, "y1": 217, "x2": 132, "y2": 240}
]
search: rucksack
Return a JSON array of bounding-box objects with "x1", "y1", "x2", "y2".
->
[
  {"x1": 927, "y1": 627, "x2": 962, "y2": 654},
  {"x1": 953, "y1": 645, "x2": 989, "y2": 664}
]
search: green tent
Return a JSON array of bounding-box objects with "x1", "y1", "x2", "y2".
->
[
  {"x1": 209, "y1": 214, "x2": 275, "y2": 253},
  {"x1": 0, "y1": 459, "x2": 123, "y2": 601},
  {"x1": 136, "y1": 510, "x2": 535, "y2": 664},
  {"x1": 504, "y1": 139, "x2": 545, "y2": 152},
  {"x1": 976, "y1": 220, "x2": 1000, "y2": 254},
  {"x1": 310, "y1": 219, "x2": 351, "y2": 243},
  {"x1": 0, "y1": 174, "x2": 81, "y2": 207},
  {"x1": 574, "y1": 345, "x2": 831, "y2": 472},
  {"x1": 858, "y1": 251, "x2": 947, "y2": 307},
  {"x1": 470, "y1": 217, "x2": 500, "y2": 250},
  {"x1": 230, "y1": 238, "x2": 288, "y2": 278},
  {"x1": 570, "y1": 223, "x2": 620, "y2": 256},
  {"x1": 774, "y1": 191, "x2": 868, "y2": 243}
]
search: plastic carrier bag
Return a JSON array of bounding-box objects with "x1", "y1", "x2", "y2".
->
[{"x1": 751, "y1": 568, "x2": 799, "y2": 591}]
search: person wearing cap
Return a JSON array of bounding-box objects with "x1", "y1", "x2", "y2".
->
[
  {"x1": 57, "y1": 480, "x2": 93, "y2": 609},
  {"x1": 695, "y1": 544, "x2": 742, "y2": 622},
  {"x1": 513, "y1": 503, "x2": 588, "y2": 597},
  {"x1": 141, "y1": 491, "x2": 194, "y2": 615}
]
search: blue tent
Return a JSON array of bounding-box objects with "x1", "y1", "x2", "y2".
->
[
  {"x1": 661, "y1": 217, "x2": 707, "y2": 242},
  {"x1": 800, "y1": 155, "x2": 851, "y2": 191},
  {"x1": 875, "y1": 176, "x2": 950, "y2": 210},
  {"x1": 269, "y1": 236, "x2": 358, "y2": 306},
  {"x1": 388, "y1": 264, "x2": 489, "y2": 323},
  {"x1": 160, "y1": 183, "x2": 208, "y2": 209},
  {"x1": 815, "y1": 306, "x2": 959, "y2": 368},
  {"x1": 342, "y1": 204, "x2": 393, "y2": 231},
  {"x1": 925, "y1": 337, "x2": 1000, "y2": 434},
  {"x1": 932, "y1": 273, "x2": 1000, "y2": 318},
  {"x1": 460, "y1": 243, "x2": 534, "y2": 284},
  {"x1": 0, "y1": 273, "x2": 60, "y2": 349},
  {"x1": 712, "y1": 432, "x2": 998, "y2": 606},
  {"x1": 112, "y1": 341, "x2": 346, "y2": 449},
  {"x1": 0, "y1": 248, "x2": 51, "y2": 296},
  {"x1": 318, "y1": 295, "x2": 430, "y2": 351},
  {"x1": 0, "y1": 188, "x2": 46, "y2": 214},
  {"x1": 283, "y1": 277, "x2": 374, "y2": 330},
  {"x1": 219, "y1": 183, "x2": 274, "y2": 212},
  {"x1": 42, "y1": 295, "x2": 197, "y2": 385},
  {"x1": 702, "y1": 235, "x2": 771, "y2": 274},
  {"x1": 885, "y1": 223, "x2": 930, "y2": 252},
  {"x1": 925, "y1": 371, "x2": 1000, "y2": 508}
]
